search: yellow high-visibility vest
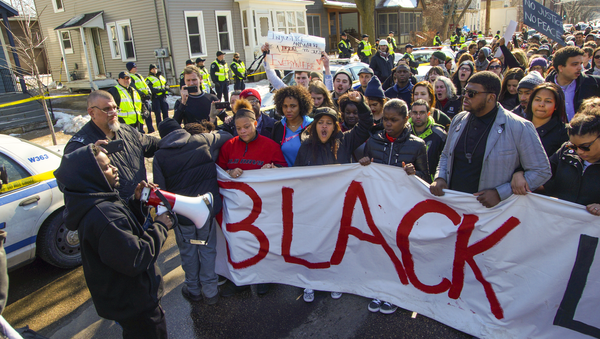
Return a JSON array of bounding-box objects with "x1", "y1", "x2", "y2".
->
[
  {"x1": 129, "y1": 73, "x2": 150, "y2": 96},
  {"x1": 360, "y1": 41, "x2": 372, "y2": 56},
  {"x1": 147, "y1": 75, "x2": 167, "y2": 96},
  {"x1": 231, "y1": 61, "x2": 246, "y2": 80},
  {"x1": 212, "y1": 60, "x2": 229, "y2": 82},
  {"x1": 115, "y1": 85, "x2": 142, "y2": 125},
  {"x1": 199, "y1": 67, "x2": 212, "y2": 87}
]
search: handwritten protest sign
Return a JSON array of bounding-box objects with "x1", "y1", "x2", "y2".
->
[
  {"x1": 523, "y1": 0, "x2": 565, "y2": 45},
  {"x1": 215, "y1": 164, "x2": 600, "y2": 338},
  {"x1": 266, "y1": 31, "x2": 326, "y2": 72}
]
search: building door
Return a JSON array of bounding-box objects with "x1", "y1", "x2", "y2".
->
[{"x1": 90, "y1": 28, "x2": 105, "y2": 77}]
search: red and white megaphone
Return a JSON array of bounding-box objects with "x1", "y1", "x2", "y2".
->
[{"x1": 140, "y1": 187, "x2": 213, "y2": 229}]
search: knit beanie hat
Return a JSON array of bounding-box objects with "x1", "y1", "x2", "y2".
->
[
  {"x1": 158, "y1": 118, "x2": 182, "y2": 138},
  {"x1": 529, "y1": 57, "x2": 548, "y2": 70},
  {"x1": 480, "y1": 47, "x2": 491, "y2": 58},
  {"x1": 517, "y1": 71, "x2": 544, "y2": 91},
  {"x1": 459, "y1": 60, "x2": 475, "y2": 74},
  {"x1": 333, "y1": 69, "x2": 352, "y2": 83},
  {"x1": 364, "y1": 76, "x2": 385, "y2": 99},
  {"x1": 432, "y1": 51, "x2": 446, "y2": 62}
]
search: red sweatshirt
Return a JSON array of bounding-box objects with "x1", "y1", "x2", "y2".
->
[{"x1": 217, "y1": 134, "x2": 288, "y2": 171}]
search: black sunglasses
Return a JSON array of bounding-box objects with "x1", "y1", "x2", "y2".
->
[
  {"x1": 567, "y1": 136, "x2": 600, "y2": 152},
  {"x1": 462, "y1": 89, "x2": 494, "y2": 98}
]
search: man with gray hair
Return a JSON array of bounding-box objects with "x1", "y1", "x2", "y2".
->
[{"x1": 65, "y1": 90, "x2": 159, "y2": 200}]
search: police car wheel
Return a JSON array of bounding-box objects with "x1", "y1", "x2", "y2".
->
[{"x1": 37, "y1": 209, "x2": 82, "y2": 269}]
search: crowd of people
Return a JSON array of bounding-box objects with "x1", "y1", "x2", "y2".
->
[{"x1": 53, "y1": 25, "x2": 600, "y2": 339}]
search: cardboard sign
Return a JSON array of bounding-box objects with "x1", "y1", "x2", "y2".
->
[
  {"x1": 523, "y1": 0, "x2": 565, "y2": 45},
  {"x1": 215, "y1": 163, "x2": 600, "y2": 338},
  {"x1": 266, "y1": 31, "x2": 326, "y2": 72}
]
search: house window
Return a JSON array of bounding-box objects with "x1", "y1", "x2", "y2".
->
[
  {"x1": 378, "y1": 12, "x2": 398, "y2": 37},
  {"x1": 276, "y1": 11, "x2": 286, "y2": 33},
  {"x1": 253, "y1": 10, "x2": 258, "y2": 45},
  {"x1": 215, "y1": 11, "x2": 234, "y2": 53},
  {"x1": 307, "y1": 14, "x2": 320, "y2": 36},
  {"x1": 52, "y1": 0, "x2": 64, "y2": 13},
  {"x1": 184, "y1": 11, "x2": 207, "y2": 57},
  {"x1": 287, "y1": 11, "x2": 296, "y2": 33},
  {"x1": 242, "y1": 10, "x2": 249, "y2": 47},
  {"x1": 116, "y1": 20, "x2": 136, "y2": 61},
  {"x1": 296, "y1": 11, "x2": 305, "y2": 34},
  {"x1": 106, "y1": 23, "x2": 121, "y2": 59},
  {"x1": 59, "y1": 31, "x2": 73, "y2": 54},
  {"x1": 398, "y1": 12, "x2": 421, "y2": 44},
  {"x1": 274, "y1": 10, "x2": 307, "y2": 34}
]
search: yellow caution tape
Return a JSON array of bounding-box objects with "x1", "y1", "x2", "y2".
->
[
  {"x1": 0, "y1": 93, "x2": 88, "y2": 108},
  {"x1": 0, "y1": 170, "x2": 55, "y2": 194},
  {"x1": 246, "y1": 71, "x2": 265, "y2": 77}
]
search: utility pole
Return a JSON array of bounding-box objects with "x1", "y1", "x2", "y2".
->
[{"x1": 485, "y1": 0, "x2": 491, "y2": 35}]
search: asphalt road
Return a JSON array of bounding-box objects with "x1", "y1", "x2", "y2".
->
[{"x1": 5, "y1": 228, "x2": 473, "y2": 339}]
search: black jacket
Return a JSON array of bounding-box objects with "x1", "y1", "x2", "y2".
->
[
  {"x1": 369, "y1": 51, "x2": 394, "y2": 85},
  {"x1": 295, "y1": 100, "x2": 373, "y2": 166},
  {"x1": 436, "y1": 96, "x2": 463, "y2": 121},
  {"x1": 432, "y1": 108, "x2": 452, "y2": 131},
  {"x1": 64, "y1": 121, "x2": 159, "y2": 200},
  {"x1": 545, "y1": 72, "x2": 600, "y2": 113},
  {"x1": 153, "y1": 129, "x2": 232, "y2": 225},
  {"x1": 55, "y1": 145, "x2": 168, "y2": 321},
  {"x1": 410, "y1": 117, "x2": 447, "y2": 181},
  {"x1": 536, "y1": 117, "x2": 569, "y2": 157},
  {"x1": 365, "y1": 126, "x2": 430, "y2": 182},
  {"x1": 543, "y1": 143, "x2": 600, "y2": 206}
]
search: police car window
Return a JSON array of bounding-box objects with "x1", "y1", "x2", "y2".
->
[
  {"x1": 350, "y1": 66, "x2": 363, "y2": 80},
  {"x1": 0, "y1": 153, "x2": 31, "y2": 187}
]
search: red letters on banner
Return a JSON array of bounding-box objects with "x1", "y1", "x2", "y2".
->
[{"x1": 218, "y1": 180, "x2": 520, "y2": 319}]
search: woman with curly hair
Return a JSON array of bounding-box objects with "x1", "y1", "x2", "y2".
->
[
  {"x1": 498, "y1": 68, "x2": 524, "y2": 110},
  {"x1": 308, "y1": 81, "x2": 335, "y2": 117},
  {"x1": 271, "y1": 85, "x2": 314, "y2": 166}
]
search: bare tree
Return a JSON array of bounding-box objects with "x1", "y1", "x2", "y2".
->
[
  {"x1": 355, "y1": 0, "x2": 376, "y2": 48},
  {"x1": 562, "y1": 0, "x2": 600, "y2": 24},
  {"x1": 1, "y1": 0, "x2": 57, "y2": 144}
]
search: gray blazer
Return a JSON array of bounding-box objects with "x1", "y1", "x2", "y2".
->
[{"x1": 434, "y1": 104, "x2": 552, "y2": 200}]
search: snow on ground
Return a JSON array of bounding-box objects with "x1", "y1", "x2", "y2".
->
[
  {"x1": 54, "y1": 111, "x2": 90, "y2": 134},
  {"x1": 166, "y1": 79, "x2": 272, "y2": 108}
]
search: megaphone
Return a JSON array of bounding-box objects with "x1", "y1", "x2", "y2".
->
[{"x1": 140, "y1": 187, "x2": 213, "y2": 229}]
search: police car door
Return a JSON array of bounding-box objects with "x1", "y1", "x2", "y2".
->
[{"x1": 0, "y1": 151, "x2": 53, "y2": 267}]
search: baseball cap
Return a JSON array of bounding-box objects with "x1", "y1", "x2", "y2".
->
[
  {"x1": 405, "y1": 43, "x2": 414, "y2": 49},
  {"x1": 216, "y1": 51, "x2": 225, "y2": 57},
  {"x1": 358, "y1": 67, "x2": 374, "y2": 76},
  {"x1": 185, "y1": 59, "x2": 193, "y2": 65},
  {"x1": 195, "y1": 57, "x2": 206, "y2": 63},
  {"x1": 239, "y1": 88, "x2": 261, "y2": 104},
  {"x1": 118, "y1": 71, "x2": 130, "y2": 79},
  {"x1": 362, "y1": 34, "x2": 369, "y2": 38}
]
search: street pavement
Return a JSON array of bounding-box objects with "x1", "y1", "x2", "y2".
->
[{"x1": 6, "y1": 228, "x2": 473, "y2": 339}]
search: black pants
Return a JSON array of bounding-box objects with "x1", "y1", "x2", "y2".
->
[
  {"x1": 152, "y1": 96, "x2": 169, "y2": 127},
  {"x1": 360, "y1": 56, "x2": 370, "y2": 64},
  {"x1": 215, "y1": 81, "x2": 229, "y2": 101},
  {"x1": 118, "y1": 304, "x2": 167, "y2": 339},
  {"x1": 234, "y1": 78, "x2": 245, "y2": 91}
]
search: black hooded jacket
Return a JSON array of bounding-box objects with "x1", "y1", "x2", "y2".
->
[
  {"x1": 153, "y1": 129, "x2": 232, "y2": 225},
  {"x1": 64, "y1": 121, "x2": 159, "y2": 200},
  {"x1": 54, "y1": 145, "x2": 168, "y2": 321}
]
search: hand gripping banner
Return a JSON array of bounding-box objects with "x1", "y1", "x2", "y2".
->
[{"x1": 215, "y1": 164, "x2": 600, "y2": 338}]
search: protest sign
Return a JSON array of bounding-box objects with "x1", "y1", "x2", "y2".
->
[
  {"x1": 215, "y1": 164, "x2": 600, "y2": 338},
  {"x1": 523, "y1": 0, "x2": 565, "y2": 45},
  {"x1": 265, "y1": 31, "x2": 326, "y2": 72},
  {"x1": 495, "y1": 20, "x2": 518, "y2": 58}
]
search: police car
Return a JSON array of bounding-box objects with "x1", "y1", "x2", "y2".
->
[
  {"x1": 0, "y1": 135, "x2": 80, "y2": 270},
  {"x1": 394, "y1": 47, "x2": 455, "y2": 82}
]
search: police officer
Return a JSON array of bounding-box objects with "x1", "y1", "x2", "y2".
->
[
  {"x1": 195, "y1": 57, "x2": 213, "y2": 94},
  {"x1": 230, "y1": 52, "x2": 246, "y2": 91},
  {"x1": 387, "y1": 31, "x2": 397, "y2": 55},
  {"x1": 107, "y1": 71, "x2": 144, "y2": 133},
  {"x1": 402, "y1": 43, "x2": 419, "y2": 74},
  {"x1": 126, "y1": 62, "x2": 154, "y2": 133},
  {"x1": 210, "y1": 51, "x2": 229, "y2": 101},
  {"x1": 494, "y1": 30, "x2": 501, "y2": 40},
  {"x1": 338, "y1": 32, "x2": 352, "y2": 59},
  {"x1": 459, "y1": 32, "x2": 466, "y2": 45},
  {"x1": 433, "y1": 32, "x2": 442, "y2": 46},
  {"x1": 146, "y1": 64, "x2": 169, "y2": 127},
  {"x1": 450, "y1": 32, "x2": 458, "y2": 51},
  {"x1": 357, "y1": 34, "x2": 372, "y2": 64},
  {"x1": 477, "y1": 31, "x2": 484, "y2": 40},
  {"x1": 180, "y1": 59, "x2": 194, "y2": 87}
]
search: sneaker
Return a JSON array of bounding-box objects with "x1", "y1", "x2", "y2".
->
[
  {"x1": 380, "y1": 301, "x2": 398, "y2": 314},
  {"x1": 257, "y1": 283, "x2": 271, "y2": 295},
  {"x1": 368, "y1": 299, "x2": 382, "y2": 312},
  {"x1": 303, "y1": 288, "x2": 315, "y2": 302},
  {"x1": 217, "y1": 275, "x2": 228, "y2": 286},
  {"x1": 204, "y1": 292, "x2": 219, "y2": 305},
  {"x1": 330, "y1": 292, "x2": 342, "y2": 299},
  {"x1": 181, "y1": 285, "x2": 202, "y2": 302}
]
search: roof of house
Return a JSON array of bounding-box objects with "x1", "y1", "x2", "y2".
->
[
  {"x1": 0, "y1": 1, "x2": 19, "y2": 17},
  {"x1": 55, "y1": 11, "x2": 104, "y2": 30},
  {"x1": 376, "y1": 0, "x2": 418, "y2": 9},
  {"x1": 323, "y1": 0, "x2": 357, "y2": 8}
]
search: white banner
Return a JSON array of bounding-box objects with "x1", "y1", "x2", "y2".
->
[
  {"x1": 215, "y1": 164, "x2": 600, "y2": 339},
  {"x1": 266, "y1": 31, "x2": 326, "y2": 72}
]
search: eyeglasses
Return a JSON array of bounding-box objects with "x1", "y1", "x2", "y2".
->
[
  {"x1": 92, "y1": 106, "x2": 120, "y2": 115},
  {"x1": 594, "y1": 55, "x2": 600, "y2": 59},
  {"x1": 462, "y1": 89, "x2": 494, "y2": 98},
  {"x1": 567, "y1": 136, "x2": 600, "y2": 152},
  {"x1": 459, "y1": 67, "x2": 471, "y2": 72},
  {"x1": 247, "y1": 99, "x2": 260, "y2": 104},
  {"x1": 488, "y1": 65, "x2": 502, "y2": 70}
]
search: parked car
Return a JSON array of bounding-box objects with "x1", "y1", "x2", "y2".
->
[
  {"x1": 395, "y1": 47, "x2": 455, "y2": 82},
  {"x1": 0, "y1": 135, "x2": 80, "y2": 270},
  {"x1": 260, "y1": 60, "x2": 369, "y2": 118}
]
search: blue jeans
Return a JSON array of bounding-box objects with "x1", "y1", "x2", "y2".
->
[{"x1": 174, "y1": 219, "x2": 218, "y2": 298}]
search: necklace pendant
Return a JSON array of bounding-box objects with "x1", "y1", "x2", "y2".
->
[{"x1": 465, "y1": 153, "x2": 472, "y2": 164}]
